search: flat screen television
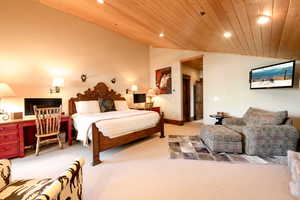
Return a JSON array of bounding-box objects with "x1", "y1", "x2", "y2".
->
[
  {"x1": 24, "y1": 98, "x2": 62, "y2": 115},
  {"x1": 250, "y1": 60, "x2": 295, "y2": 89},
  {"x1": 133, "y1": 94, "x2": 146, "y2": 103}
]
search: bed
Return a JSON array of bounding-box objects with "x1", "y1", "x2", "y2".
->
[{"x1": 69, "y1": 82, "x2": 165, "y2": 166}]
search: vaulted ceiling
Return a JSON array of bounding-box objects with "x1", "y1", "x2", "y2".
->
[{"x1": 40, "y1": 0, "x2": 300, "y2": 60}]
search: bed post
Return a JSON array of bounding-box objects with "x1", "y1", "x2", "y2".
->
[
  {"x1": 92, "y1": 123, "x2": 102, "y2": 166},
  {"x1": 160, "y1": 112, "x2": 165, "y2": 138}
]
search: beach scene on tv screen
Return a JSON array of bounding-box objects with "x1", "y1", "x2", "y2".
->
[{"x1": 251, "y1": 62, "x2": 294, "y2": 88}]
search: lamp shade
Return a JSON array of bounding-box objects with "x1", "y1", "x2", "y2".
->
[
  {"x1": 147, "y1": 88, "x2": 157, "y2": 97},
  {"x1": 131, "y1": 85, "x2": 138, "y2": 92},
  {"x1": 0, "y1": 83, "x2": 16, "y2": 97},
  {"x1": 52, "y1": 77, "x2": 64, "y2": 87}
]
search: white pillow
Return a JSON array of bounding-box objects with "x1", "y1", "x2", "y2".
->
[
  {"x1": 75, "y1": 101, "x2": 100, "y2": 114},
  {"x1": 288, "y1": 151, "x2": 300, "y2": 175},
  {"x1": 288, "y1": 150, "x2": 300, "y2": 198},
  {"x1": 114, "y1": 100, "x2": 129, "y2": 111}
]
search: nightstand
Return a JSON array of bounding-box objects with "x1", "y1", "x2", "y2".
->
[
  {"x1": 148, "y1": 107, "x2": 160, "y2": 113},
  {"x1": 209, "y1": 114, "x2": 229, "y2": 125}
]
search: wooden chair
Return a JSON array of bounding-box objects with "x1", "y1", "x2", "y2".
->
[{"x1": 33, "y1": 106, "x2": 63, "y2": 156}]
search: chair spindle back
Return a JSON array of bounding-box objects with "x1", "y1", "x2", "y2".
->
[{"x1": 34, "y1": 106, "x2": 62, "y2": 136}]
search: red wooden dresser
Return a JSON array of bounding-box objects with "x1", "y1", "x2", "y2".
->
[
  {"x1": 0, "y1": 123, "x2": 21, "y2": 159},
  {"x1": 0, "y1": 116, "x2": 72, "y2": 159}
]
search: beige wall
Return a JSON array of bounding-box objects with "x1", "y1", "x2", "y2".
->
[
  {"x1": 204, "y1": 53, "x2": 300, "y2": 129},
  {"x1": 150, "y1": 48, "x2": 202, "y2": 120},
  {"x1": 150, "y1": 47, "x2": 300, "y2": 129},
  {"x1": 0, "y1": 0, "x2": 149, "y2": 114}
]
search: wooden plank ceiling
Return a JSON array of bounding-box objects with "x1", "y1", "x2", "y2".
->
[
  {"x1": 182, "y1": 58, "x2": 203, "y2": 70},
  {"x1": 181, "y1": 55, "x2": 203, "y2": 70},
  {"x1": 40, "y1": 0, "x2": 300, "y2": 60}
]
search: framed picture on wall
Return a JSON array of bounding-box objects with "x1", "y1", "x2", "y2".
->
[{"x1": 156, "y1": 67, "x2": 172, "y2": 94}]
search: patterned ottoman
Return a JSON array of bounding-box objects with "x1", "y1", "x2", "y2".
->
[{"x1": 200, "y1": 125, "x2": 243, "y2": 153}]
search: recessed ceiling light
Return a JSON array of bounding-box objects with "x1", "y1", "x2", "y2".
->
[
  {"x1": 257, "y1": 15, "x2": 271, "y2": 25},
  {"x1": 159, "y1": 33, "x2": 165, "y2": 38},
  {"x1": 223, "y1": 32, "x2": 232, "y2": 38},
  {"x1": 97, "y1": 0, "x2": 105, "y2": 4}
]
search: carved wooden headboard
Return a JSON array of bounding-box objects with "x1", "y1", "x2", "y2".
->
[{"x1": 68, "y1": 82, "x2": 126, "y2": 116}]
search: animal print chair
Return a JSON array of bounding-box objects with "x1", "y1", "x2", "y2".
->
[{"x1": 0, "y1": 158, "x2": 85, "y2": 200}]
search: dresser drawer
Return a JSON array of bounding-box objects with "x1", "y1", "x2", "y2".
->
[
  {"x1": 0, "y1": 131, "x2": 19, "y2": 143},
  {"x1": 0, "y1": 142, "x2": 19, "y2": 159},
  {"x1": 0, "y1": 124, "x2": 18, "y2": 132}
]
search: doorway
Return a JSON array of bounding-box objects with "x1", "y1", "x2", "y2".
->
[
  {"x1": 182, "y1": 74, "x2": 191, "y2": 122},
  {"x1": 181, "y1": 55, "x2": 203, "y2": 122}
]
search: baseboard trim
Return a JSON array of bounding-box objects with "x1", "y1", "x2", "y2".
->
[{"x1": 164, "y1": 119, "x2": 184, "y2": 126}]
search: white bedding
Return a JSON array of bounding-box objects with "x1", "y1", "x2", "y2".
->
[{"x1": 72, "y1": 110, "x2": 160, "y2": 145}]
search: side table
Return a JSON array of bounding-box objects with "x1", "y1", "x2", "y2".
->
[{"x1": 209, "y1": 114, "x2": 229, "y2": 125}]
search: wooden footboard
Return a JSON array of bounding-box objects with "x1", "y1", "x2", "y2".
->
[{"x1": 91, "y1": 112, "x2": 165, "y2": 166}]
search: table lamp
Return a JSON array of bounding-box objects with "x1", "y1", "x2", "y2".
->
[
  {"x1": 0, "y1": 83, "x2": 16, "y2": 120},
  {"x1": 146, "y1": 88, "x2": 157, "y2": 109},
  {"x1": 126, "y1": 84, "x2": 139, "y2": 94}
]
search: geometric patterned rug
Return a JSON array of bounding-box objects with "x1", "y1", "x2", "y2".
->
[{"x1": 168, "y1": 135, "x2": 287, "y2": 165}]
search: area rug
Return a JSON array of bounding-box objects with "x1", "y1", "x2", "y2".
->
[{"x1": 168, "y1": 135, "x2": 287, "y2": 165}]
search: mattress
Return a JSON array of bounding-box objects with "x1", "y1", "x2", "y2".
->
[{"x1": 72, "y1": 110, "x2": 160, "y2": 145}]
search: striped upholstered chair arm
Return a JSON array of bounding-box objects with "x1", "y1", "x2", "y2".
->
[
  {"x1": 0, "y1": 159, "x2": 11, "y2": 190},
  {"x1": 36, "y1": 158, "x2": 85, "y2": 200}
]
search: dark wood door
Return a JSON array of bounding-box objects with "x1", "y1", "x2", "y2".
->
[
  {"x1": 194, "y1": 79, "x2": 203, "y2": 120},
  {"x1": 182, "y1": 75, "x2": 191, "y2": 122}
]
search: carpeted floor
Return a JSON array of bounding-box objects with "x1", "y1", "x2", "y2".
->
[
  {"x1": 11, "y1": 122, "x2": 294, "y2": 200},
  {"x1": 168, "y1": 135, "x2": 287, "y2": 165}
]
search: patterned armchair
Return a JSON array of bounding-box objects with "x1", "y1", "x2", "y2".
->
[
  {"x1": 0, "y1": 158, "x2": 84, "y2": 200},
  {"x1": 222, "y1": 107, "x2": 299, "y2": 156},
  {"x1": 0, "y1": 159, "x2": 11, "y2": 190}
]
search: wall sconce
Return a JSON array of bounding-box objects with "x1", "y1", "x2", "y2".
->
[
  {"x1": 81, "y1": 74, "x2": 87, "y2": 82},
  {"x1": 50, "y1": 77, "x2": 64, "y2": 94},
  {"x1": 126, "y1": 85, "x2": 138, "y2": 94}
]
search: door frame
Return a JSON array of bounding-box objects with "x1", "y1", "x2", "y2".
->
[
  {"x1": 182, "y1": 74, "x2": 191, "y2": 122},
  {"x1": 194, "y1": 79, "x2": 203, "y2": 120},
  {"x1": 180, "y1": 54, "x2": 204, "y2": 123}
]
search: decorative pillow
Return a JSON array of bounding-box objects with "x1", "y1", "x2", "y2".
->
[
  {"x1": 243, "y1": 107, "x2": 287, "y2": 126},
  {"x1": 75, "y1": 101, "x2": 100, "y2": 114},
  {"x1": 99, "y1": 98, "x2": 116, "y2": 112},
  {"x1": 114, "y1": 100, "x2": 129, "y2": 111}
]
